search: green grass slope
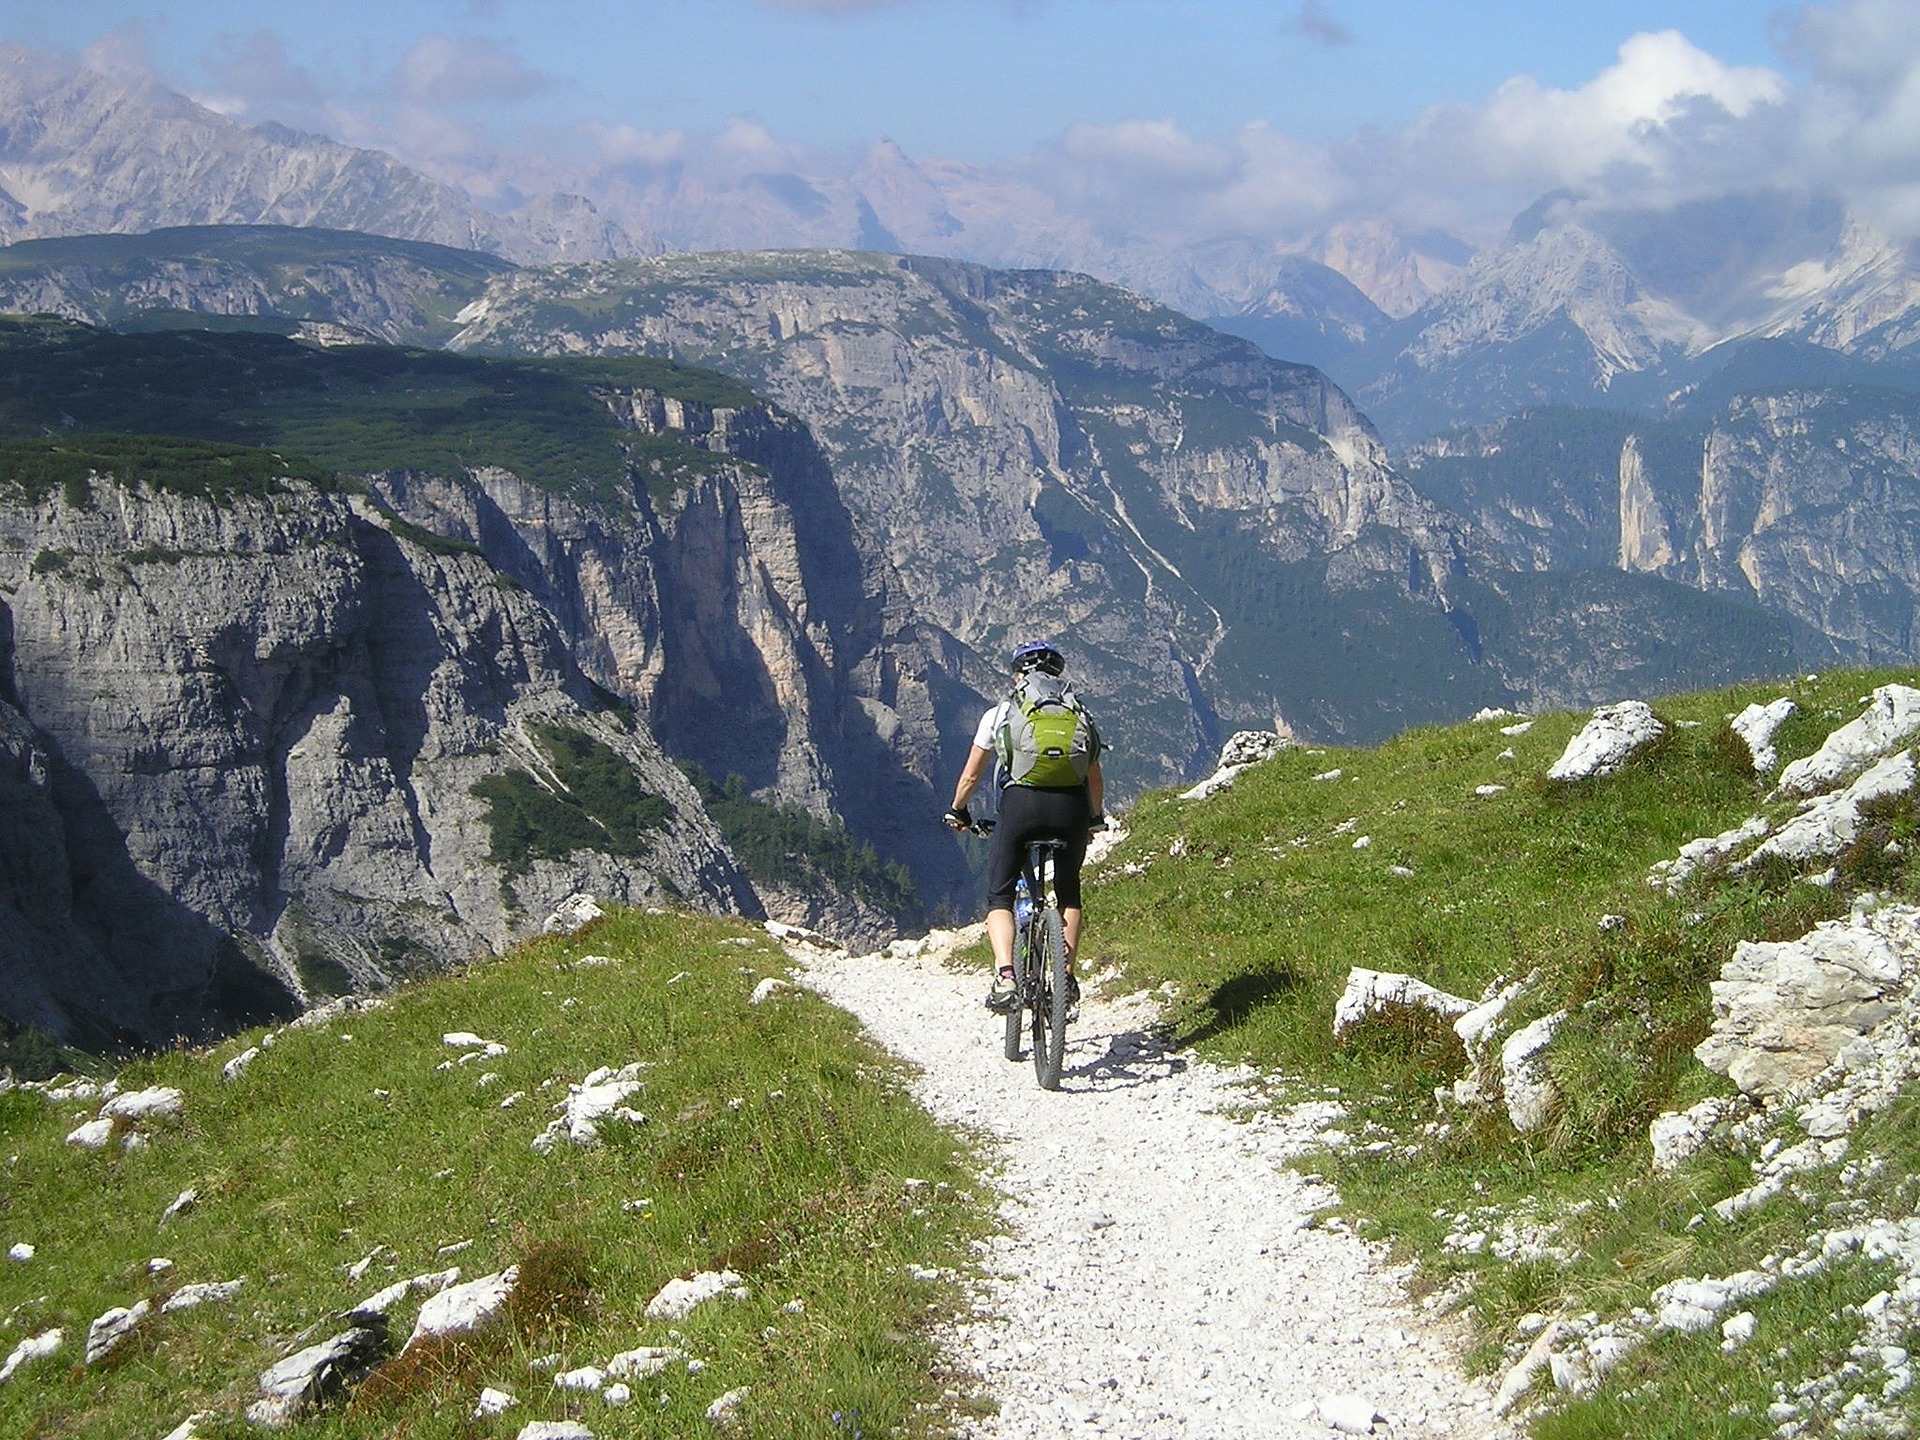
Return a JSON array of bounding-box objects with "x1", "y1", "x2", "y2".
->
[
  {"x1": 0, "y1": 315, "x2": 761, "y2": 507},
  {"x1": 0, "y1": 911, "x2": 983, "y2": 1439},
  {"x1": 1086, "y1": 663, "x2": 1920, "y2": 1435}
]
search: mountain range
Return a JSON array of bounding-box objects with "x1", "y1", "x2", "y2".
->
[
  {"x1": 17, "y1": 40, "x2": 1920, "y2": 454},
  {"x1": 5, "y1": 42, "x2": 1920, "y2": 1049}
]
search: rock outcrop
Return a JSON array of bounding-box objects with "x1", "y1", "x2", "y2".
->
[
  {"x1": 368, "y1": 386, "x2": 971, "y2": 938},
  {"x1": 450, "y1": 249, "x2": 1475, "y2": 775},
  {"x1": 0, "y1": 472, "x2": 754, "y2": 1045}
]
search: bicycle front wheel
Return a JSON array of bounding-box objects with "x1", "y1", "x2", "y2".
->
[
  {"x1": 1032, "y1": 907, "x2": 1068, "y2": 1089},
  {"x1": 1002, "y1": 926, "x2": 1026, "y2": 1061}
]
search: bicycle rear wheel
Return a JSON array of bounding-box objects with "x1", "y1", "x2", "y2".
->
[
  {"x1": 1032, "y1": 907, "x2": 1068, "y2": 1089},
  {"x1": 1002, "y1": 927, "x2": 1026, "y2": 1061}
]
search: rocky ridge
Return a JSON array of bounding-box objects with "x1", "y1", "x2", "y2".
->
[
  {"x1": 366, "y1": 385, "x2": 971, "y2": 946},
  {"x1": 1407, "y1": 386, "x2": 1920, "y2": 670},
  {"x1": 0, "y1": 472, "x2": 753, "y2": 1046},
  {"x1": 447, "y1": 248, "x2": 1481, "y2": 769}
]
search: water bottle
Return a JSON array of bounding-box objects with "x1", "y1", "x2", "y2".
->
[{"x1": 1014, "y1": 876, "x2": 1033, "y2": 926}]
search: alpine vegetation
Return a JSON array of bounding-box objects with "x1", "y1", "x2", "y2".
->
[
  {"x1": 0, "y1": 909, "x2": 985, "y2": 1439},
  {"x1": 1089, "y1": 665, "x2": 1920, "y2": 1437}
]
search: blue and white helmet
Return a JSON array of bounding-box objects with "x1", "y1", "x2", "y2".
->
[{"x1": 1009, "y1": 639, "x2": 1066, "y2": 677}]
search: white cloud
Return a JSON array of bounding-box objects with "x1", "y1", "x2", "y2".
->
[{"x1": 391, "y1": 34, "x2": 549, "y2": 106}]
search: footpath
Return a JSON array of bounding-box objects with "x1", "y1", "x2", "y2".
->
[{"x1": 795, "y1": 930, "x2": 1522, "y2": 1440}]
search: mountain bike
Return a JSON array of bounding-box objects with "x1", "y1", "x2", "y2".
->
[{"x1": 962, "y1": 819, "x2": 1071, "y2": 1090}]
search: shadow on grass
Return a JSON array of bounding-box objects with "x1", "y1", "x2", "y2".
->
[{"x1": 1173, "y1": 967, "x2": 1303, "y2": 1049}]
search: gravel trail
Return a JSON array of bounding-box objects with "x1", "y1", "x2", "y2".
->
[{"x1": 794, "y1": 931, "x2": 1521, "y2": 1440}]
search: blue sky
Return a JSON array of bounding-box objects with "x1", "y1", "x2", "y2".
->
[
  {"x1": 13, "y1": 1, "x2": 1792, "y2": 159},
  {"x1": 11, "y1": 2, "x2": 1920, "y2": 246}
]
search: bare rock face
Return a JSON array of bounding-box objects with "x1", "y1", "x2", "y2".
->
[
  {"x1": 0, "y1": 475, "x2": 754, "y2": 1045},
  {"x1": 451, "y1": 250, "x2": 1472, "y2": 774},
  {"x1": 368, "y1": 387, "x2": 968, "y2": 932},
  {"x1": 1696, "y1": 915, "x2": 1911, "y2": 1099}
]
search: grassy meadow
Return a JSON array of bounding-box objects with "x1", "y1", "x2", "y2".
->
[
  {"x1": 1081, "y1": 663, "x2": 1920, "y2": 1436},
  {"x1": 0, "y1": 911, "x2": 985, "y2": 1439}
]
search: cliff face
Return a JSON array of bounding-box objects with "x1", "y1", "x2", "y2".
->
[
  {"x1": 0, "y1": 473, "x2": 755, "y2": 1046},
  {"x1": 449, "y1": 251, "x2": 1473, "y2": 766},
  {"x1": 368, "y1": 389, "x2": 971, "y2": 941},
  {"x1": 1408, "y1": 389, "x2": 1920, "y2": 668}
]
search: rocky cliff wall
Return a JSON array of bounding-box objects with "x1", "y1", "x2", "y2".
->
[
  {"x1": 448, "y1": 251, "x2": 1473, "y2": 772},
  {"x1": 0, "y1": 473, "x2": 755, "y2": 1045},
  {"x1": 368, "y1": 388, "x2": 973, "y2": 939}
]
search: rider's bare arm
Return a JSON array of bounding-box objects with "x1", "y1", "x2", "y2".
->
[{"x1": 953, "y1": 744, "x2": 993, "y2": 813}]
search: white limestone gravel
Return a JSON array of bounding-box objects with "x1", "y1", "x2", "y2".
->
[{"x1": 795, "y1": 934, "x2": 1519, "y2": 1440}]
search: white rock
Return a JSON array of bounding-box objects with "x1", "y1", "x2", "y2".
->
[
  {"x1": 159, "y1": 1187, "x2": 199, "y2": 1228},
  {"x1": 1317, "y1": 1391, "x2": 1382, "y2": 1432},
  {"x1": 1179, "y1": 763, "x2": 1248, "y2": 801},
  {"x1": 1475, "y1": 784, "x2": 1507, "y2": 796},
  {"x1": 534, "y1": 1064, "x2": 647, "y2": 1151},
  {"x1": 0, "y1": 1328, "x2": 62, "y2": 1384},
  {"x1": 749, "y1": 978, "x2": 789, "y2": 1005},
  {"x1": 7, "y1": 1242, "x2": 32, "y2": 1261},
  {"x1": 1501, "y1": 1013, "x2": 1566, "y2": 1133},
  {"x1": 1745, "y1": 750, "x2": 1916, "y2": 870},
  {"x1": 1647, "y1": 816, "x2": 1770, "y2": 892},
  {"x1": 102, "y1": 1086, "x2": 185, "y2": 1121},
  {"x1": 1731, "y1": 698, "x2": 1797, "y2": 775},
  {"x1": 473, "y1": 1386, "x2": 517, "y2": 1417},
  {"x1": 516, "y1": 1422, "x2": 596, "y2": 1440},
  {"x1": 1219, "y1": 730, "x2": 1286, "y2": 768},
  {"x1": 606, "y1": 1345, "x2": 683, "y2": 1379},
  {"x1": 359, "y1": 1267, "x2": 460, "y2": 1315},
  {"x1": 407, "y1": 1267, "x2": 519, "y2": 1347},
  {"x1": 86, "y1": 1300, "x2": 151, "y2": 1363},
  {"x1": 1649, "y1": 1097, "x2": 1743, "y2": 1173},
  {"x1": 1333, "y1": 968, "x2": 1474, "y2": 1038},
  {"x1": 645, "y1": 1270, "x2": 748, "y2": 1320},
  {"x1": 543, "y1": 893, "x2": 606, "y2": 935},
  {"x1": 160, "y1": 1413, "x2": 214, "y2": 1440},
  {"x1": 223, "y1": 1047, "x2": 260, "y2": 1082},
  {"x1": 604, "y1": 1382, "x2": 633, "y2": 1405},
  {"x1": 1722, "y1": 1311, "x2": 1758, "y2": 1349},
  {"x1": 1547, "y1": 701, "x2": 1666, "y2": 781},
  {"x1": 1550, "y1": 1350, "x2": 1595, "y2": 1395},
  {"x1": 555, "y1": 1365, "x2": 607, "y2": 1391},
  {"x1": 1695, "y1": 910, "x2": 1911, "y2": 1098},
  {"x1": 1500, "y1": 720, "x2": 1534, "y2": 735},
  {"x1": 705, "y1": 1386, "x2": 749, "y2": 1427},
  {"x1": 161, "y1": 1279, "x2": 244, "y2": 1312},
  {"x1": 66, "y1": 1117, "x2": 115, "y2": 1148},
  {"x1": 1777, "y1": 685, "x2": 1920, "y2": 795}
]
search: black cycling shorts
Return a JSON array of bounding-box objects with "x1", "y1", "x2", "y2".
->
[{"x1": 986, "y1": 783, "x2": 1091, "y2": 912}]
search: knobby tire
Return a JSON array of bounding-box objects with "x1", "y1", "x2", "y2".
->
[
  {"x1": 1033, "y1": 907, "x2": 1068, "y2": 1089},
  {"x1": 1002, "y1": 926, "x2": 1025, "y2": 1061}
]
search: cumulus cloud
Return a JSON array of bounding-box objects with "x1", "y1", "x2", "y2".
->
[{"x1": 391, "y1": 33, "x2": 550, "y2": 106}]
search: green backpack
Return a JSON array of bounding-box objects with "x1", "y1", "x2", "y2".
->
[{"x1": 997, "y1": 672, "x2": 1100, "y2": 789}]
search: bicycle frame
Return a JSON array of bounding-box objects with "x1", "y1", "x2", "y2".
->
[{"x1": 955, "y1": 816, "x2": 1073, "y2": 1089}]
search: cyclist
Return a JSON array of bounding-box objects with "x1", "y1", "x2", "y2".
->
[{"x1": 943, "y1": 640, "x2": 1105, "y2": 1012}]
